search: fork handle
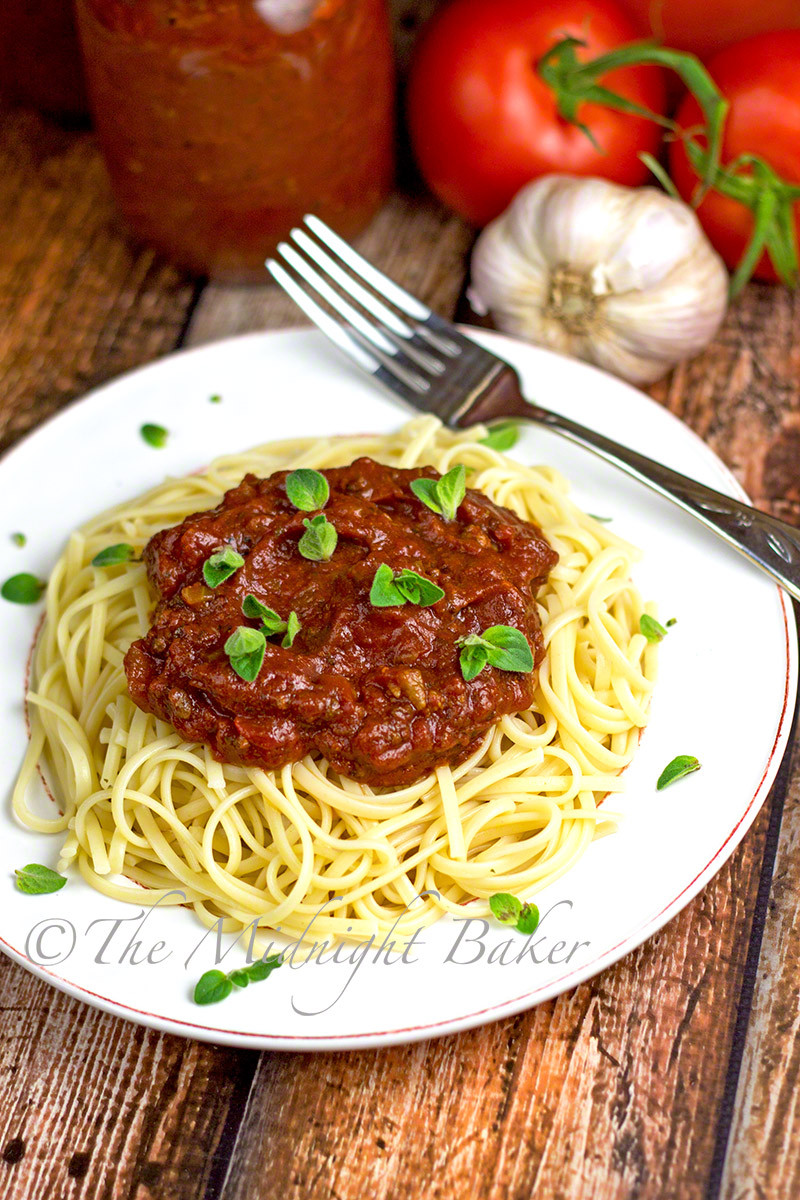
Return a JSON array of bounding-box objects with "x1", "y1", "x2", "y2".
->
[{"x1": 523, "y1": 403, "x2": 800, "y2": 605}]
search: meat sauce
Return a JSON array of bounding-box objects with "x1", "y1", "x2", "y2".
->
[{"x1": 124, "y1": 459, "x2": 558, "y2": 786}]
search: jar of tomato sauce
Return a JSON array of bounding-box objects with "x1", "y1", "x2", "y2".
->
[
  {"x1": 74, "y1": 1, "x2": 395, "y2": 280},
  {"x1": 0, "y1": 0, "x2": 88, "y2": 117}
]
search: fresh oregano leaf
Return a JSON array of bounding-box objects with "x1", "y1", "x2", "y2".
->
[
  {"x1": 282, "y1": 611, "x2": 301, "y2": 648},
  {"x1": 370, "y1": 564, "x2": 444, "y2": 608},
  {"x1": 245, "y1": 955, "x2": 282, "y2": 983},
  {"x1": 92, "y1": 543, "x2": 135, "y2": 568},
  {"x1": 656, "y1": 755, "x2": 701, "y2": 791},
  {"x1": 285, "y1": 468, "x2": 329, "y2": 512},
  {"x1": 15, "y1": 863, "x2": 67, "y2": 895},
  {"x1": 458, "y1": 626, "x2": 533, "y2": 680},
  {"x1": 193, "y1": 970, "x2": 233, "y2": 1005},
  {"x1": 394, "y1": 569, "x2": 445, "y2": 607},
  {"x1": 224, "y1": 626, "x2": 267, "y2": 682},
  {"x1": 193, "y1": 955, "x2": 282, "y2": 1004},
  {"x1": 459, "y1": 640, "x2": 489, "y2": 682},
  {"x1": 2, "y1": 573, "x2": 46, "y2": 604},
  {"x1": 482, "y1": 626, "x2": 534, "y2": 673},
  {"x1": 640, "y1": 614, "x2": 668, "y2": 643},
  {"x1": 242, "y1": 594, "x2": 286, "y2": 635},
  {"x1": 480, "y1": 422, "x2": 520, "y2": 452},
  {"x1": 298, "y1": 514, "x2": 337, "y2": 561},
  {"x1": 11, "y1": 532, "x2": 26, "y2": 548},
  {"x1": 370, "y1": 563, "x2": 404, "y2": 607},
  {"x1": 489, "y1": 893, "x2": 522, "y2": 925},
  {"x1": 517, "y1": 902, "x2": 540, "y2": 935},
  {"x1": 203, "y1": 547, "x2": 245, "y2": 588},
  {"x1": 434, "y1": 464, "x2": 466, "y2": 521},
  {"x1": 409, "y1": 476, "x2": 443, "y2": 514},
  {"x1": 140, "y1": 423, "x2": 169, "y2": 449}
]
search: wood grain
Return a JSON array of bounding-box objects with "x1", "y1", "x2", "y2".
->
[
  {"x1": 0, "y1": 106, "x2": 198, "y2": 454},
  {"x1": 0, "y1": 955, "x2": 259, "y2": 1200},
  {"x1": 720, "y1": 725, "x2": 800, "y2": 1200}
]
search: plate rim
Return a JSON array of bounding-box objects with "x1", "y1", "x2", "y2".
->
[{"x1": 0, "y1": 325, "x2": 796, "y2": 1050}]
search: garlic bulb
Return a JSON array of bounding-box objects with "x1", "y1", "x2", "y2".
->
[{"x1": 468, "y1": 175, "x2": 729, "y2": 385}]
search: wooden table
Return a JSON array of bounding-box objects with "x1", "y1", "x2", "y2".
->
[{"x1": 1, "y1": 93, "x2": 799, "y2": 1200}]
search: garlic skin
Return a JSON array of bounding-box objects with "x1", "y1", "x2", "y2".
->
[{"x1": 468, "y1": 175, "x2": 729, "y2": 385}]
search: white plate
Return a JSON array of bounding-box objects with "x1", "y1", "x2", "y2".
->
[{"x1": 0, "y1": 329, "x2": 795, "y2": 1050}]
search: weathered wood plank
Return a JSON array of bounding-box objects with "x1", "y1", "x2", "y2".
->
[
  {"x1": 0, "y1": 955, "x2": 258, "y2": 1200},
  {"x1": 0, "y1": 106, "x2": 198, "y2": 453},
  {"x1": 720, "y1": 735, "x2": 800, "y2": 1200}
]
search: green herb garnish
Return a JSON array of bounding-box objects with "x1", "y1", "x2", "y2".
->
[
  {"x1": 410, "y1": 464, "x2": 466, "y2": 522},
  {"x1": 480, "y1": 422, "x2": 520, "y2": 453},
  {"x1": 203, "y1": 547, "x2": 245, "y2": 588},
  {"x1": 298, "y1": 514, "x2": 337, "y2": 561},
  {"x1": 282, "y1": 610, "x2": 301, "y2": 648},
  {"x1": 92, "y1": 543, "x2": 135, "y2": 568},
  {"x1": 457, "y1": 625, "x2": 534, "y2": 682},
  {"x1": 11, "y1": 532, "x2": 26, "y2": 548},
  {"x1": 140, "y1": 423, "x2": 169, "y2": 449},
  {"x1": 224, "y1": 626, "x2": 266, "y2": 682},
  {"x1": 285, "y1": 468, "x2": 329, "y2": 512},
  {"x1": 194, "y1": 955, "x2": 282, "y2": 1005},
  {"x1": 369, "y1": 564, "x2": 445, "y2": 608},
  {"x1": 15, "y1": 863, "x2": 67, "y2": 895},
  {"x1": 639, "y1": 614, "x2": 668, "y2": 643},
  {"x1": 489, "y1": 893, "x2": 540, "y2": 935},
  {"x1": 242, "y1": 594, "x2": 287, "y2": 635},
  {"x1": 588, "y1": 513, "x2": 613, "y2": 523},
  {"x1": 2, "y1": 573, "x2": 45, "y2": 604},
  {"x1": 656, "y1": 755, "x2": 701, "y2": 791},
  {"x1": 209, "y1": 394, "x2": 222, "y2": 404},
  {"x1": 666, "y1": 618, "x2": 677, "y2": 628},
  {"x1": 242, "y1": 595, "x2": 301, "y2": 648}
]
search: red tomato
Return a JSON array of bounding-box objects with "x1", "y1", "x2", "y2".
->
[
  {"x1": 407, "y1": 0, "x2": 666, "y2": 226},
  {"x1": 669, "y1": 31, "x2": 800, "y2": 282},
  {"x1": 619, "y1": 0, "x2": 800, "y2": 57}
]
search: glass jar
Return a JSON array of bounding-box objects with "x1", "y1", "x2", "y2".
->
[
  {"x1": 74, "y1": 1, "x2": 395, "y2": 280},
  {"x1": 0, "y1": 0, "x2": 88, "y2": 117}
]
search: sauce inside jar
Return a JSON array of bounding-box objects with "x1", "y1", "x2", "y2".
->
[{"x1": 74, "y1": 0, "x2": 395, "y2": 280}]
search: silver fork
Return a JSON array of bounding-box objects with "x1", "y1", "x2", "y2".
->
[{"x1": 267, "y1": 214, "x2": 800, "y2": 604}]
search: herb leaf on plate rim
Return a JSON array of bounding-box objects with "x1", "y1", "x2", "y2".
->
[
  {"x1": 656, "y1": 755, "x2": 701, "y2": 790},
  {"x1": 15, "y1": 863, "x2": 67, "y2": 895},
  {"x1": 140, "y1": 423, "x2": 169, "y2": 449},
  {"x1": 2, "y1": 573, "x2": 46, "y2": 604},
  {"x1": 194, "y1": 955, "x2": 282, "y2": 1004}
]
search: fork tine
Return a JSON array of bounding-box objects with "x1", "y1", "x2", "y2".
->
[
  {"x1": 266, "y1": 258, "x2": 434, "y2": 406},
  {"x1": 289, "y1": 228, "x2": 447, "y2": 376},
  {"x1": 265, "y1": 259, "x2": 379, "y2": 373},
  {"x1": 275, "y1": 243, "x2": 432, "y2": 392},
  {"x1": 303, "y1": 215, "x2": 433, "y2": 321}
]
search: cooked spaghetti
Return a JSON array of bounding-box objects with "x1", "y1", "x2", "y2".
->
[{"x1": 13, "y1": 417, "x2": 658, "y2": 944}]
